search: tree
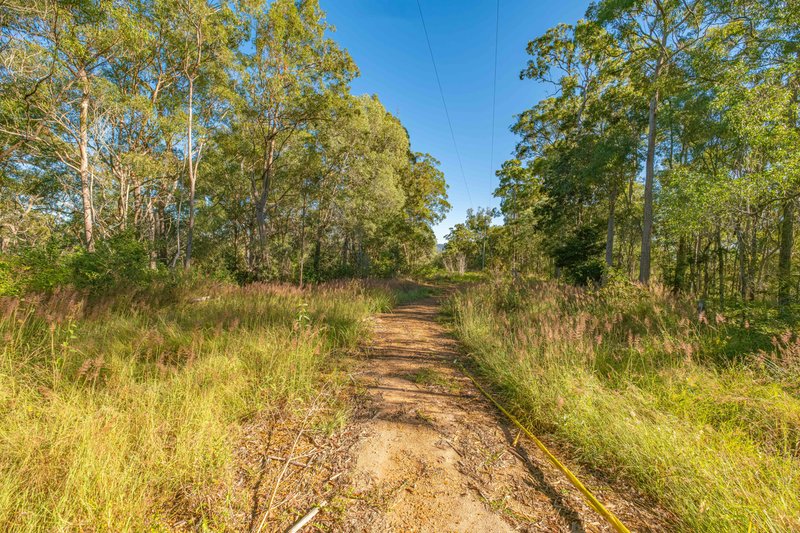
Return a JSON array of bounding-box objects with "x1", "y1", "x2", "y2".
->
[
  {"x1": 513, "y1": 20, "x2": 642, "y2": 277},
  {"x1": 163, "y1": 0, "x2": 239, "y2": 269},
  {"x1": 442, "y1": 208, "x2": 495, "y2": 273},
  {"x1": 236, "y1": 0, "x2": 355, "y2": 275},
  {"x1": 0, "y1": 0, "x2": 449, "y2": 291},
  {"x1": 3, "y1": 0, "x2": 136, "y2": 251},
  {"x1": 590, "y1": 0, "x2": 715, "y2": 283}
]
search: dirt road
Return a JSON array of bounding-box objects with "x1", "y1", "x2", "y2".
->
[{"x1": 338, "y1": 295, "x2": 670, "y2": 532}]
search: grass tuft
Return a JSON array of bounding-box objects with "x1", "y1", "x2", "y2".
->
[
  {"x1": 0, "y1": 280, "x2": 399, "y2": 530},
  {"x1": 450, "y1": 278, "x2": 800, "y2": 531}
]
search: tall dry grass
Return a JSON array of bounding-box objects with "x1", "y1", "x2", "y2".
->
[
  {"x1": 450, "y1": 278, "x2": 800, "y2": 531},
  {"x1": 0, "y1": 280, "x2": 401, "y2": 530}
]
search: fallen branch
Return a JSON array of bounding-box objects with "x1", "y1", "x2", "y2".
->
[
  {"x1": 267, "y1": 455, "x2": 312, "y2": 469},
  {"x1": 285, "y1": 501, "x2": 327, "y2": 533},
  {"x1": 256, "y1": 389, "x2": 326, "y2": 533}
]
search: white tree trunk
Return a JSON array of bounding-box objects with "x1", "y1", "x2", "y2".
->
[{"x1": 78, "y1": 68, "x2": 94, "y2": 252}]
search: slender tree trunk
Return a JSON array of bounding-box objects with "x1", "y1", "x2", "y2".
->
[
  {"x1": 313, "y1": 230, "x2": 322, "y2": 277},
  {"x1": 254, "y1": 138, "x2": 275, "y2": 269},
  {"x1": 299, "y1": 194, "x2": 307, "y2": 288},
  {"x1": 148, "y1": 206, "x2": 158, "y2": 270},
  {"x1": 689, "y1": 234, "x2": 699, "y2": 293},
  {"x1": 640, "y1": 87, "x2": 659, "y2": 284},
  {"x1": 748, "y1": 219, "x2": 758, "y2": 301},
  {"x1": 703, "y1": 247, "x2": 710, "y2": 300},
  {"x1": 778, "y1": 199, "x2": 794, "y2": 309},
  {"x1": 606, "y1": 181, "x2": 618, "y2": 268},
  {"x1": 342, "y1": 234, "x2": 349, "y2": 267},
  {"x1": 737, "y1": 223, "x2": 747, "y2": 300},
  {"x1": 674, "y1": 235, "x2": 687, "y2": 293},
  {"x1": 716, "y1": 227, "x2": 724, "y2": 306},
  {"x1": 171, "y1": 196, "x2": 182, "y2": 268},
  {"x1": 117, "y1": 167, "x2": 128, "y2": 231},
  {"x1": 625, "y1": 174, "x2": 635, "y2": 277},
  {"x1": 78, "y1": 68, "x2": 94, "y2": 252},
  {"x1": 184, "y1": 77, "x2": 196, "y2": 270},
  {"x1": 780, "y1": 81, "x2": 799, "y2": 308}
]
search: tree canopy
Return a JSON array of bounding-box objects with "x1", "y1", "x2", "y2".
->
[
  {"x1": 0, "y1": 0, "x2": 450, "y2": 291},
  {"x1": 482, "y1": 0, "x2": 800, "y2": 307}
]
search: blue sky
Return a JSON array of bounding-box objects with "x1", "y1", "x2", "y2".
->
[{"x1": 319, "y1": 0, "x2": 591, "y2": 242}]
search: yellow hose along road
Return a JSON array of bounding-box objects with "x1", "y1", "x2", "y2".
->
[{"x1": 457, "y1": 363, "x2": 631, "y2": 533}]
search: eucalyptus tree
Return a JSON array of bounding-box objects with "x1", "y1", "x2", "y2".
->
[
  {"x1": 236, "y1": 0, "x2": 355, "y2": 275},
  {"x1": 161, "y1": 0, "x2": 240, "y2": 269},
  {"x1": 92, "y1": 0, "x2": 182, "y2": 269},
  {"x1": 494, "y1": 159, "x2": 545, "y2": 272},
  {"x1": 513, "y1": 20, "x2": 641, "y2": 273},
  {"x1": 0, "y1": 0, "x2": 451, "y2": 288},
  {"x1": 655, "y1": 0, "x2": 800, "y2": 301},
  {"x1": 443, "y1": 208, "x2": 495, "y2": 272},
  {"x1": 589, "y1": 0, "x2": 717, "y2": 283},
  {"x1": 737, "y1": 0, "x2": 800, "y2": 307},
  {"x1": 331, "y1": 96, "x2": 408, "y2": 274},
  {"x1": 392, "y1": 153, "x2": 450, "y2": 268},
  {"x1": 1, "y1": 0, "x2": 137, "y2": 251}
]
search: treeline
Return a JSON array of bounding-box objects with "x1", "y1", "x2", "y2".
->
[
  {"x1": 451, "y1": 0, "x2": 799, "y2": 306},
  {"x1": 0, "y1": 0, "x2": 450, "y2": 292}
]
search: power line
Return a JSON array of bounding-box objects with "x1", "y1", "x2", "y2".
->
[
  {"x1": 415, "y1": 0, "x2": 473, "y2": 208},
  {"x1": 489, "y1": 0, "x2": 500, "y2": 201}
]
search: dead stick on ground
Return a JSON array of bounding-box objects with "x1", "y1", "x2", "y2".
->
[
  {"x1": 256, "y1": 389, "x2": 326, "y2": 533},
  {"x1": 286, "y1": 501, "x2": 327, "y2": 533},
  {"x1": 267, "y1": 455, "x2": 312, "y2": 469},
  {"x1": 443, "y1": 437, "x2": 463, "y2": 458}
]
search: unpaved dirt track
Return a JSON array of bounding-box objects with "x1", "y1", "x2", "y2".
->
[{"x1": 338, "y1": 295, "x2": 672, "y2": 532}]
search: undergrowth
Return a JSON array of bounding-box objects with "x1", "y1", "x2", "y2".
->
[
  {"x1": 449, "y1": 278, "x2": 800, "y2": 531},
  {"x1": 0, "y1": 279, "x2": 418, "y2": 530}
]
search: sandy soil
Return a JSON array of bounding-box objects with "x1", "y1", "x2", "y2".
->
[{"x1": 337, "y1": 295, "x2": 672, "y2": 532}]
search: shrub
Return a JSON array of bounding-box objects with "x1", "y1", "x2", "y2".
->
[
  {"x1": 69, "y1": 232, "x2": 153, "y2": 291},
  {"x1": 551, "y1": 225, "x2": 605, "y2": 285},
  {"x1": 7, "y1": 238, "x2": 74, "y2": 293},
  {"x1": 0, "y1": 259, "x2": 16, "y2": 296}
]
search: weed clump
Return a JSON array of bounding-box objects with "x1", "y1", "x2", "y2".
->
[
  {"x1": 451, "y1": 278, "x2": 800, "y2": 531},
  {"x1": 0, "y1": 280, "x2": 400, "y2": 530}
]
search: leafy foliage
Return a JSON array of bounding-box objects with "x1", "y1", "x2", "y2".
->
[
  {"x1": 0, "y1": 0, "x2": 450, "y2": 290},
  {"x1": 551, "y1": 225, "x2": 606, "y2": 285},
  {"x1": 478, "y1": 0, "x2": 800, "y2": 311}
]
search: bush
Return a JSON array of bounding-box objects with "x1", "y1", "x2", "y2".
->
[
  {"x1": 69, "y1": 232, "x2": 153, "y2": 291},
  {"x1": 3, "y1": 234, "x2": 157, "y2": 295},
  {"x1": 550, "y1": 225, "x2": 606, "y2": 285},
  {"x1": 568, "y1": 256, "x2": 606, "y2": 286},
  {"x1": 9, "y1": 238, "x2": 74, "y2": 293},
  {"x1": 0, "y1": 259, "x2": 16, "y2": 296}
]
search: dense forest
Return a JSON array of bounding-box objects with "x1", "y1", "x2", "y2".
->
[
  {"x1": 444, "y1": 0, "x2": 800, "y2": 308},
  {"x1": 0, "y1": 0, "x2": 449, "y2": 293}
]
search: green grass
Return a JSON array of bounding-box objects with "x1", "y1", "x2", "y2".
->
[
  {"x1": 413, "y1": 267, "x2": 490, "y2": 285},
  {"x1": 449, "y1": 279, "x2": 800, "y2": 531},
  {"x1": 393, "y1": 284, "x2": 432, "y2": 305},
  {"x1": 0, "y1": 280, "x2": 402, "y2": 531},
  {"x1": 409, "y1": 368, "x2": 457, "y2": 391}
]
